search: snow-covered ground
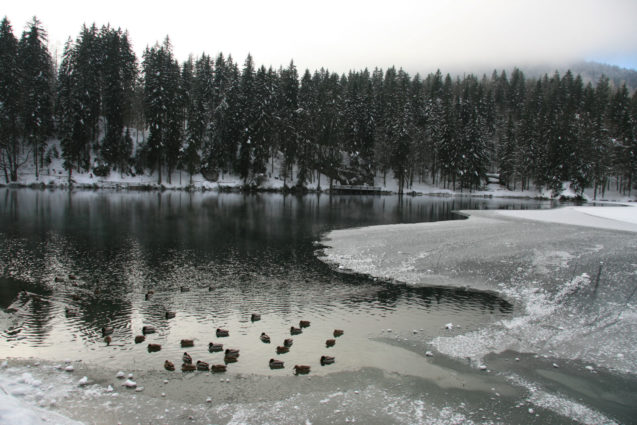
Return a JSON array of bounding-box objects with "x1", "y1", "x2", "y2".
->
[{"x1": 6, "y1": 142, "x2": 636, "y2": 202}]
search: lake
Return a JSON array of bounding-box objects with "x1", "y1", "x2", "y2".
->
[{"x1": 4, "y1": 188, "x2": 599, "y2": 424}]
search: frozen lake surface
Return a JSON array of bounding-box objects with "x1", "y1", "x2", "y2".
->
[{"x1": 322, "y1": 205, "x2": 637, "y2": 423}]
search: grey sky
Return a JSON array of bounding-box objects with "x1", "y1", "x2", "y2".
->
[{"x1": 5, "y1": 0, "x2": 637, "y2": 73}]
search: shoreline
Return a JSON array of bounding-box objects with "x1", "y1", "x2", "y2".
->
[{"x1": 0, "y1": 180, "x2": 622, "y2": 202}]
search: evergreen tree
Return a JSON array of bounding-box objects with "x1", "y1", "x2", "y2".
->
[
  {"x1": 609, "y1": 84, "x2": 636, "y2": 195},
  {"x1": 238, "y1": 54, "x2": 256, "y2": 183},
  {"x1": 18, "y1": 17, "x2": 54, "y2": 180},
  {"x1": 57, "y1": 38, "x2": 89, "y2": 182},
  {"x1": 277, "y1": 61, "x2": 299, "y2": 184},
  {"x1": 100, "y1": 26, "x2": 137, "y2": 173},
  {"x1": 142, "y1": 37, "x2": 181, "y2": 184},
  {"x1": 0, "y1": 17, "x2": 21, "y2": 182},
  {"x1": 251, "y1": 66, "x2": 277, "y2": 178}
]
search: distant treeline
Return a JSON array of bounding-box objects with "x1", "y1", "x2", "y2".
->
[{"x1": 1, "y1": 17, "x2": 636, "y2": 196}]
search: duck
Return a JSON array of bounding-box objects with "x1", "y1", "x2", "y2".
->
[
  {"x1": 181, "y1": 339, "x2": 194, "y2": 348},
  {"x1": 142, "y1": 325, "x2": 156, "y2": 335},
  {"x1": 224, "y1": 355, "x2": 238, "y2": 364},
  {"x1": 283, "y1": 338, "x2": 293, "y2": 348},
  {"x1": 251, "y1": 313, "x2": 261, "y2": 322},
  {"x1": 225, "y1": 348, "x2": 240, "y2": 357},
  {"x1": 104, "y1": 335, "x2": 112, "y2": 346},
  {"x1": 147, "y1": 343, "x2": 162, "y2": 352},
  {"x1": 290, "y1": 326, "x2": 302, "y2": 335},
  {"x1": 216, "y1": 328, "x2": 229, "y2": 337},
  {"x1": 276, "y1": 345, "x2": 289, "y2": 354},
  {"x1": 211, "y1": 364, "x2": 227, "y2": 373},
  {"x1": 102, "y1": 326, "x2": 114, "y2": 336},
  {"x1": 293, "y1": 365, "x2": 311, "y2": 375},
  {"x1": 68, "y1": 274, "x2": 77, "y2": 280},
  {"x1": 326, "y1": 339, "x2": 336, "y2": 347},
  {"x1": 183, "y1": 352, "x2": 193, "y2": 364},
  {"x1": 134, "y1": 335, "x2": 145, "y2": 344},
  {"x1": 164, "y1": 360, "x2": 175, "y2": 371},
  {"x1": 260, "y1": 332, "x2": 271, "y2": 343},
  {"x1": 165, "y1": 311, "x2": 176, "y2": 319},
  {"x1": 181, "y1": 363, "x2": 196, "y2": 372},
  {"x1": 208, "y1": 286, "x2": 214, "y2": 292},
  {"x1": 299, "y1": 320, "x2": 310, "y2": 328},
  {"x1": 65, "y1": 307, "x2": 78, "y2": 317},
  {"x1": 333, "y1": 329, "x2": 344, "y2": 337},
  {"x1": 144, "y1": 290, "x2": 154, "y2": 300},
  {"x1": 320, "y1": 355, "x2": 335, "y2": 365},
  {"x1": 180, "y1": 286, "x2": 190, "y2": 293},
  {"x1": 196, "y1": 360, "x2": 209, "y2": 371},
  {"x1": 208, "y1": 342, "x2": 223, "y2": 352},
  {"x1": 269, "y1": 359, "x2": 284, "y2": 369},
  {"x1": 55, "y1": 276, "x2": 64, "y2": 283}
]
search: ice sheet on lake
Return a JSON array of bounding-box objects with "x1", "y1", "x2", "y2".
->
[{"x1": 320, "y1": 206, "x2": 637, "y2": 373}]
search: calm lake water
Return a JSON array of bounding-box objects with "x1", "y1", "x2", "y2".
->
[{"x1": 0, "y1": 189, "x2": 554, "y2": 377}]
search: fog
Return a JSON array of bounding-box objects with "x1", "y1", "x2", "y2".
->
[{"x1": 5, "y1": 0, "x2": 637, "y2": 74}]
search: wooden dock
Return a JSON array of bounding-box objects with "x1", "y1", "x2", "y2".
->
[{"x1": 330, "y1": 184, "x2": 383, "y2": 194}]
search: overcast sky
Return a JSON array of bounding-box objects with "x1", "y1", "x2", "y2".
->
[{"x1": 4, "y1": 0, "x2": 637, "y2": 74}]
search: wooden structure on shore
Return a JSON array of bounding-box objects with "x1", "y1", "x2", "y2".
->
[{"x1": 330, "y1": 184, "x2": 383, "y2": 194}]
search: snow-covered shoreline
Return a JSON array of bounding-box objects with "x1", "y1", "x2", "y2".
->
[{"x1": 6, "y1": 158, "x2": 637, "y2": 201}]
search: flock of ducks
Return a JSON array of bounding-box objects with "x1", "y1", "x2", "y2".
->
[{"x1": 99, "y1": 294, "x2": 344, "y2": 375}]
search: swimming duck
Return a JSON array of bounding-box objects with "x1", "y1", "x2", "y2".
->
[
  {"x1": 181, "y1": 339, "x2": 194, "y2": 348},
  {"x1": 164, "y1": 360, "x2": 175, "y2": 371},
  {"x1": 251, "y1": 313, "x2": 261, "y2": 322},
  {"x1": 283, "y1": 338, "x2": 293, "y2": 348},
  {"x1": 102, "y1": 326, "x2": 114, "y2": 336},
  {"x1": 326, "y1": 339, "x2": 336, "y2": 347},
  {"x1": 269, "y1": 359, "x2": 284, "y2": 369},
  {"x1": 208, "y1": 286, "x2": 214, "y2": 292},
  {"x1": 68, "y1": 274, "x2": 77, "y2": 280},
  {"x1": 216, "y1": 328, "x2": 229, "y2": 337},
  {"x1": 333, "y1": 329, "x2": 344, "y2": 337},
  {"x1": 276, "y1": 345, "x2": 289, "y2": 354},
  {"x1": 290, "y1": 326, "x2": 302, "y2": 335},
  {"x1": 293, "y1": 365, "x2": 311, "y2": 375},
  {"x1": 142, "y1": 325, "x2": 156, "y2": 335},
  {"x1": 196, "y1": 360, "x2": 209, "y2": 371},
  {"x1": 183, "y1": 352, "x2": 193, "y2": 364},
  {"x1": 320, "y1": 355, "x2": 335, "y2": 365},
  {"x1": 135, "y1": 335, "x2": 145, "y2": 344},
  {"x1": 181, "y1": 363, "x2": 196, "y2": 372},
  {"x1": 208, "y1": 342, "x2": 223, "y2": 352},
  {"x1": 299, "y1": 320, "x2": 310, "y2": 328},
  {"x1": 225, "y1": 348, "x2": 240, "y2": 357},
  {"x1": 211, "y1": 364, "x2": 227, "y2": 373},
  {"x1": 147, "y1": 343, "x2": 162, "y2": 352},
  {"x1": 165, "y1": 311, "x2": 176, "y2": 319},
  {"x1": 260, "y1": 332, "x2": 271, "y2": 343},
  {"x1": 145, "y1": 291, "x2": 154, "y2": 300},
  {"x1": 65, "y1": 307, "x2": 78, "y2": 317},
  {"x1": 224, "y1": 355, "x2": 238, "y2": 364},
  {"x1": 180, "y1": 286, "x2": 190, "y2": 293}
]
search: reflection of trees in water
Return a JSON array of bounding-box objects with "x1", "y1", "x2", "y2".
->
[
  {"x1": 1, "y1": 189, "x2": 541, "y2": 348},
  {"x1": 339, "y1": 280, "x2": 513, "y2": 314}
]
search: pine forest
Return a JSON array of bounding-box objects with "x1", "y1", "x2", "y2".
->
[{"x1": 1, "y1": 17, "x2": 636, "y2": 198}]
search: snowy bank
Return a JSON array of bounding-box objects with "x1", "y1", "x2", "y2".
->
[{"x1": 320, "y1": 205, "x2": 637, "y2": 374}]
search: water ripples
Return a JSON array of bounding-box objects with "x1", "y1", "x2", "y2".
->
[{"x1": 0, "y1": 190, "x2": 537, "y2": 374}]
